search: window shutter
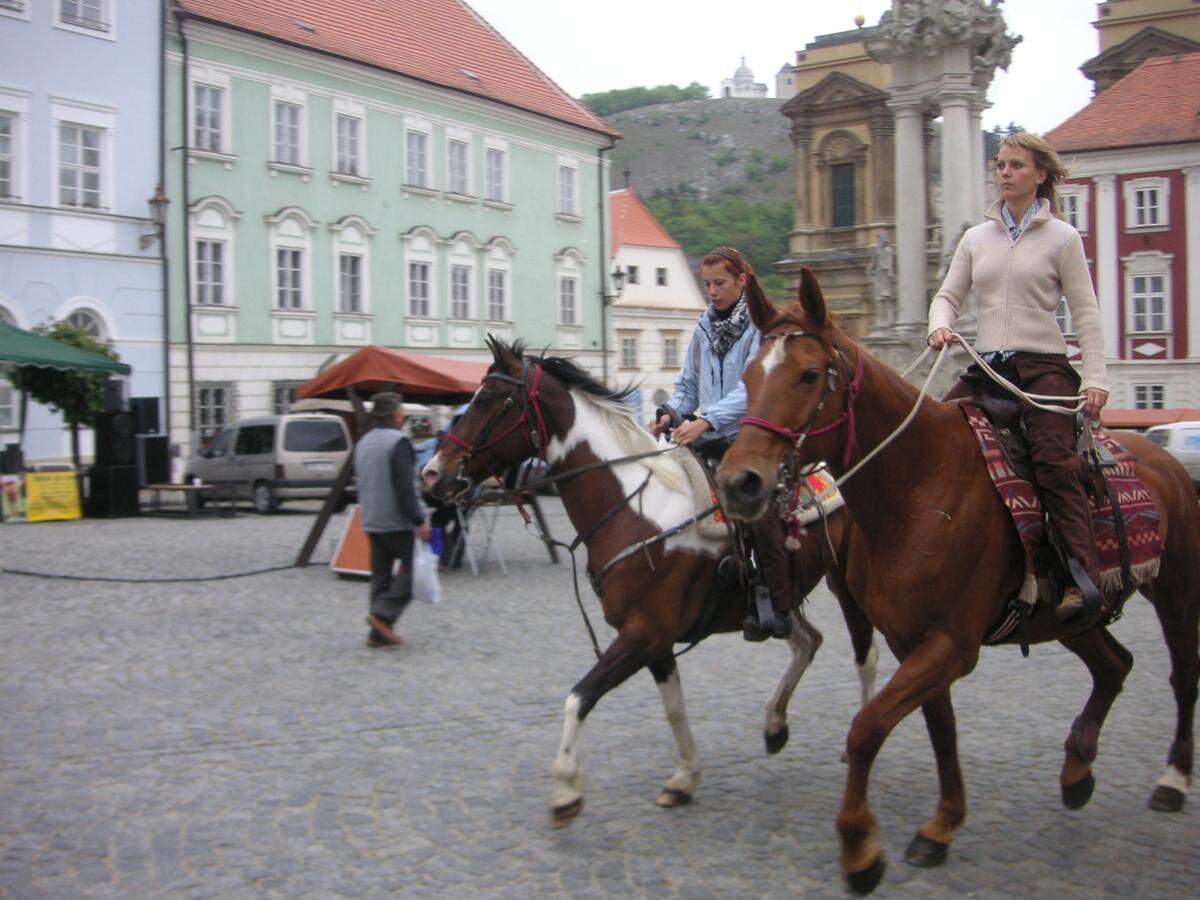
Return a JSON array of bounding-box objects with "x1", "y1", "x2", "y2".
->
[{"x1": 831, "y1": 164, "x2": 855, "y2": 228}]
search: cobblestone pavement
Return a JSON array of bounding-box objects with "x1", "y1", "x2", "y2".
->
[{"x1": 1, "y1": 500, "x2": 1197, "y2": 899}]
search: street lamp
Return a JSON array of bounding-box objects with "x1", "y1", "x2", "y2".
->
[
  {"x1": 140, "y1": 185, "x2": 169, "y2": 250},
  {"x1": 610, "y1": 265, "x2": 627, "y2": 301}
]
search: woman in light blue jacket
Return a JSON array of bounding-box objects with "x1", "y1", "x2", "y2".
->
[{"x1": 649, "y1": 247, "x2": 790, "y2": 640}]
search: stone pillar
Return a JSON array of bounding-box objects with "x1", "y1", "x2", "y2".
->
[
  {"x1": 868, "y1": 104, "x2": 895, "y2": 222},
  {"x1": 1185, "y1": 166, "x2": 1200, "y2": 359},
  {"x1": 940, "y1": 90, "x2": 975, "y2": 252},
  {"x1": 891, "y1": 97, "x2": 928, "y2": 328},
  {"x1": 969, "y1": 100, "x2": 988, "y2": 221},
  {"x1": 1093, "y1": 174, "x2": 1120, "y2": 358}
]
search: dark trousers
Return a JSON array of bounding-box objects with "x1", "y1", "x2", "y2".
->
[
  {"x1": 367, "y1": 530, "x2": 415, "y2": 624},
  {"x1": 751, "y1": 512, "x2": 797, "y2": 616},
  {"x1": 949, "y1": 351, "x2": 1100, "y2": 589}
]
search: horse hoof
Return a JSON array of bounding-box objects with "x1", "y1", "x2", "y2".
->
[
  {"x1": 905, "y1": 833, "x2": 949, "y2": 868},
  {"x1": 1061, "y1": 773, "x2": 1095, "y2": 810},
  {"x1": 845, "y1": 853, "x2": 886, "y2": 895},
  {"x1": 548, "y1": 798, "x2": 583, "y2": 828},
  {"x1": 764, "y1": 724, "x2": 789, "y2": 755},
  {"x1": 1148, "y1": 785, "x2": 1185, "y2": 813},
  {"x1": 655, "y1": 788, "x2": 692, "y2": 808}
]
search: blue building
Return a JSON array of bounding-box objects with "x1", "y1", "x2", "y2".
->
[{"x1": 0, "y1": 0, "x2": 166, "y2": 464}]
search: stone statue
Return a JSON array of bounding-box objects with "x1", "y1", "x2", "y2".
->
[
  {"x1": 867, "y1": 234, "x2": 897, "y2": 329},
  {"x1": 873, "y1": 0, "x2": 1020, "y2": 63}
]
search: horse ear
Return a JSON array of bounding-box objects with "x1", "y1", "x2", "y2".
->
[
  {"x1": 485, "y1": 333, "x2": 503, "y2": 368},
  {"x1": 743, "y1": 274, "x2": 775, "y2": 332},
  {"x1": 797, "y1": 267, "x2": 827, "y2": 327}
]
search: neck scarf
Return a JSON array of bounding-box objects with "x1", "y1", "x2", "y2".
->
[
  {"x1": 1001, "y1": 197, "x2": 1042, "y2": 241},
  {"x1": 705, "y1": 294, "x2": 749, "y2": 358}
]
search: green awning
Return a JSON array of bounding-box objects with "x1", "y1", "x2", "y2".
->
[{"x1": 0, "y1": 320, "x2": 130, "y2": 375}]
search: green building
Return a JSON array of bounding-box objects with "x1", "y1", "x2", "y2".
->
[{"x1": 166, "y1": 0, "x2": 618, "y2": 450}]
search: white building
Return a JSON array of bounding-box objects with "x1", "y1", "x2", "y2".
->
[
  {"x1": 720, "y1": 59, "x2": 769, "y2": 99},
  {"x1": 608, "y1": 189, "x2": 706, "y2": 420}
]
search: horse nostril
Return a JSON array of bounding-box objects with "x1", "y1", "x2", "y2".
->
[{"x1": 732, "y1": 469, "x2": 763, "y2": 502}]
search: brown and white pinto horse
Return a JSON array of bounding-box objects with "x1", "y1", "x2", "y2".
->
[
  {"x1": 422, "y1": 337, "x2": 877, "y2": 825},
  {"x1": 715, "y1": 268, "x2": 1200, "y2": 894}
]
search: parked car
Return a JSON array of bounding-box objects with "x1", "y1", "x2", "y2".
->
[
  {"x1": 1144, "y1": 421, "x2": 1200, "y2": 490},
  {"x1": 184, "y1": 414, "x2": 352, "y2": 513}
]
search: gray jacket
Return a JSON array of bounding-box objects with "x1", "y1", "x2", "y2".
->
[
  {"x1": 668, "y1": 314, "x2": 762, "y2": 441},
  {"x1": 353, "y1": 424, "x2": 426, "y2": 533}
]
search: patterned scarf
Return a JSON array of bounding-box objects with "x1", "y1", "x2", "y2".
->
[{"x1": 705, "y1": 295, "x2": 749, "y2": 358}]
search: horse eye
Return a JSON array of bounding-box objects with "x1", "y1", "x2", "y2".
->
[{"x1": 799, "y1": 368, "x2": 821, "y2": 385}]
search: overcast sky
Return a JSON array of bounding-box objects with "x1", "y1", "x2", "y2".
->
[{"x1": 468, "y1": 0, "x2": 1099, "y2": 134}]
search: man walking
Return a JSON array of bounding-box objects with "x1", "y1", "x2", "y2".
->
[{"x1": 354, "y1": 392, "x2": 431, "y2": 647}]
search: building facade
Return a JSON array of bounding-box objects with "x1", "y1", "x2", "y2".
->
[
  {"x1": 0, "y1": 0, "x2": 166, "y2": 464},
  {"x1": 1081, "y1": 0, "x2": 1200, "y2": 94},
  {"x1": 720, "y1": 60, "x2": 769, "y2": 99},
  {"x1": 608, "y1": 189, "x2": 706, "y2": 421},
  {"x1": 166, "y1": 0, "x2": 617, "y2": 455},
  {"x1": 1046, "y1": 52, "x2": 1200, "y2": 410}
]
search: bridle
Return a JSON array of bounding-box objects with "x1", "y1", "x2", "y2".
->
[
  {"x1": 442, "y1": 361, "x2": 550, "y2": 497},
  {"x1": 738, "y1": 329, "x2": 863, "y2": 468}
]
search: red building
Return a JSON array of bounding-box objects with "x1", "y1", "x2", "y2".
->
[{"x1": 1045, "y1": 52, "x2": 1200, "y2": 410}]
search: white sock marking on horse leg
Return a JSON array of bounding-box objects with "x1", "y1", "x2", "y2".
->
[
  {"x1": 764, "y1": 610, "x2": 821, "y2": 737},
  {"x1": 1157, "y1": 764, "x2": 1192, "y2": 793},
  {"x1": 657, "y1": 667, "x2": 701, "y2": 795},
  {"x1": 858, "y1": 640, "x2": 880, "y2": 709},
  {"x1": 550, "y1": 693, "x2": 585, "y2": 808}
]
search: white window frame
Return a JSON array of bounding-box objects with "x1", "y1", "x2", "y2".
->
[
  {"x1": 655, "y1": 267, "x2": 668, "y2": 287},
  {"x1": 54, "y1": 297, "x2": 115, "y2": 341},
  {"x1": 1053, "y1": 297, "x2": 1074, "y2": 337},
  {"x1": 331, "y1": 96, "x2": 367, "y2": 182},
  {"x1": 1123, "y1": 176, "x2": 1170, "y2": 231},
  {"x1": 266, "y1": 207, "x2": 315, "y2": 312},
  {"x1": 0, "y1": 298, "x2": 26, "y2": 425},
  {"x1": 1059, "y1": 184, "x2": 1089, "y2": 234},
  {"x1": 188, "y1": 67, "x2": 233, "y2": 158},
  {"x1": 555, "y1": 247, "x2": 585, "y2": 326},
  {"x1": 190, "y1": 196, "x2": 239, "y2": 309},
  {"x1": 50, "y1": 98, "x2": 115, "y2": 211},
  {"x1": 558, "y1": 275, "x2": 578, "y2": 326},
  {"x1": 404, "y1": 120, "x2": 432, "y2": 190},
  {"x1": 0, "y1": 88, "x2": 29, "y2": 202},
  {"x1": 619, "y1": 333, "x2": 638, "y2": 369},
  {"x1": 330, "y1": 215, "x2": 375, "y2": 316},
  {"x1": 1134, "y1": 385, "x2": 1165, "y2": 410},
  {"x1": 447, "y1": 234, "x2": 478, "y2": 321},
  {"x1": 272, "y1": 381, "x2": 303, "y2": 416},
  {"x1": 1122, "y1": 250, "x2": 1173, "y2": 335},
  {"x1": 0, "y1": 2, "x2": 32, "y2": 23},
  {"x1": 338, "y1": 253, "x2": 363, "y2": 314},
  {"x1": 661, "y1": 332, "x2": 680, "y2": 369},
  {"x1": 484, "y1": 238, "x2": 513, "y2": 322},
  {"x1": 404, "y1": 229, "x2": 437, "y2": 319},
  {"x1": 269, "y1": 83, "x2": 308, "y2": 170},
  {"x1": 484, "y1": 138, "x2": 508, "y2": 205},
  {"x1": 194, "y1": 239, "x2": 226, "y2": 306},
  {"x1": 56, "y1": 0, "x2": 115, "y2": 41},
  {"x1": 627, "y1": 265, "x2": 640, "y2": 285},
  {"x1": 1129, "y1": 273, "x2": 1167, "y2": 334},
  {"x1": 556, "y1": 156, "x2": 579, "y2": 218},
  {"x1": 195, "y1": 382, "x2": 233, "y2": 442},
  {"x1": 446, "y1": 129, "x2": 473, "y2": 198}
]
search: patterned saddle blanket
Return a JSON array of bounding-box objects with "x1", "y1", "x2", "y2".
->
[{"x1": 960, "y1": 404, "x2": 1163, "y2": 609}]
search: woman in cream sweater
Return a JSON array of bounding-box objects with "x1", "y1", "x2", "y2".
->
[{"x1": 928, "y1": 132, "x2": 1108, "y2": 624}]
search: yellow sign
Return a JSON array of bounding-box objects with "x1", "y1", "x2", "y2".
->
[{"x1": 24, "y1": 472, "x2": 82, "y2": 522}]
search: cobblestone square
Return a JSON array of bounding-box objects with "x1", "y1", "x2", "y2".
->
[{"x1": 1, "y1": 501, "x2": 1196, "y2": 897}]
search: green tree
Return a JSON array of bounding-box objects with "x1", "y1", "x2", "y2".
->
[
  {"x1": 7, "y1": 321, "x2": 122, "y2": 470},
  {"x1": 580, "y1": 81, "x2": 711, "y2": 117}
]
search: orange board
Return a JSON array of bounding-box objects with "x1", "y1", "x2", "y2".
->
[{"x1": 330, "y1": 506, "x2": 404, "y2": 577}]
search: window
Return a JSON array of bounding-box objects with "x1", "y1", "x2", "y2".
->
[
  {"x1": 831, "y1": 163, "x2": 854, "y2": 227},
  {"x1": 195, "y1": 240, "x2": 225, "y2": 305},
  {"x1": 627, "y1": 265, "x2": 639, "y2": 285},
  {"x1": 620, "y1": 335, "x2": 638, "y2": 369},
  {"x1": 1134, "y1": 187, "x2": 1160, "y2": 227},
  {"x1": 0, "y1": 380, "x2": 13, "y2": 429},
  {"x1": 450, "y1": 264, "x2": 471, "y2": 319},
  {"x1": 235, "y1": 424, "x2": 274, "y2": 456},
  {"x1": 64, "y1": 308, "x2": 104, "y2": 339},
  {"x1": 276, "y1": 248, "x2": 303, "y2": 309},
  {"x1": 1061, "y1": 194, "x2": 1079, "y2": 229},
  {"x1": 1059, "y1": 186, "x2": 1089, "y2": 234},
  {"x1": 656, "y1": 267, "x2": 668, "y2": 287},
  {"x1": 338, "y1": 254, "x2": 362, "y2": 313},
  {"x1": 1, "y1": 1, "x2": 28, "y2": 15},
  {"x1": 192, "y1": 84, "x2": 223, "y2": 152},
  {"x1": 447, "y1": 139, "x2": 469, "y2": 195},
  {"x1": 485, "y1": 146, "x2": 506, "y2": 202},
  {"x1": 487, "y1": 269, "x2": 506, "y2": 321},
  {"x1": 557, "y1": 164, "x2": 576, "y2": 215},
  {"x1": 1135, "y1": 385, "x2": 1164, "y2": 410},
  {"x1": 61, "y1": 0, "x2": 108, "y2": 31},
  {"x1": 273, "y1": 102, "x2": 301, "y2": 165},
  {"x1": 196, "y1": 384, "x2": 231, "y2": 441},
  {"x1": 559, "y1": 276, "x2": 577, "y2": 325},
  {"x1": 272, "y1": 382, "x2": 302, "y2": 415},
  {"x1": 662, "y1": 335, "x2": 679, "y2": 368},
  {"x1": 0, "y1": 112, "x2": 13, "y2": 198},
  {"x1": 408, "y1": 262, "x2": 430, "y2": 317},
  {"x1": 335, "y1": 114, "x2": 360, "y2": 176},
  {"x1": 1054, "y1": 297, "x2": 1073, "y2": 336},
  {"x1": 1123, "y1": 176, "x2": 1170, "y2": 230},
  {"x1": 1130, "y1": 274, "x2": 1166, "y2": 333},
  {"x1": 406, "y1": 130, "x2": 429, "y2": 187},
  {"x1": 58, "y1": 123, "x2": 102, "y2": 208}
]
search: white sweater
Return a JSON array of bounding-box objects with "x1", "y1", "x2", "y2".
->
[{"x1": 927, "y1": 198, "x2": 1108, "y2": 391}]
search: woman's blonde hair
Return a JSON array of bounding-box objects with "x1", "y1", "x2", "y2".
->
[{"x1": 998, "y1": 132, "x2": 1070, "y2": 219}]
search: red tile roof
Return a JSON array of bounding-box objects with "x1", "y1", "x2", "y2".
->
[
  {"x1": 610, "y1": 189, "x2": 680, "y2": 256},
  {"x1": 1046, "y1": 52, "x2": 1200, "y2": 152},
  {"x1": 177, "y1": 0, "x2": 616, "y2": 137}
]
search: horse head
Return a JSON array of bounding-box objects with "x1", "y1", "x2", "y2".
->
[
  {"x1": 717, "y1": 266, "x2": 858, "y2": 521},
  {"x1": 422, "y1": 335, "x2": 554, "y2": 501}
]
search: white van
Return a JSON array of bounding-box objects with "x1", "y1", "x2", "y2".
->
[
  {"x1": 1144, "y1": 421, "x2": 1200, "y2": 490},
  {"x1": 184, "y1": 414, "x2": 352, "y2": 513}
]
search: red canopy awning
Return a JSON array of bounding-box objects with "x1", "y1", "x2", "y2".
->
[
  {"x1": 1100, "y1": 407, "x2": 1200, "y2": 430},
  {"x1": 297, "y1": 344, "x2": 489, "y2": 405}
]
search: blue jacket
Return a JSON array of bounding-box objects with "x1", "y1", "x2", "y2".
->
[{"x1": 668, "y1": 314, "x2": 761, "y2": 441}]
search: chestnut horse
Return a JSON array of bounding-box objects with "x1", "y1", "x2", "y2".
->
[
  {"x1": 715, "y1": 268, "x2": 1200, "y2": 893},
  {"x1": 422, "y1": 337, "x2": 877, "y2": 825}
]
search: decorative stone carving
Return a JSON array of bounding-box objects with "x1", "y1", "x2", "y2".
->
[
  {"x1": 874, "y1": 0, "x2": 1020, "y2": 60},
  {"x1": 867, "y1": 234, "x2": 897, "y2": 330}
]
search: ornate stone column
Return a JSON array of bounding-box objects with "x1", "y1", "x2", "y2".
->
[
  {"x1": 940, "y1": 87, "x2": 977, "y2": 252},
  {"x1": 890, "y1": 95, "x2": 928, "y2": 329},
  {"x1": 969, "y1": 99, "x2": 988, "y2": 221}
]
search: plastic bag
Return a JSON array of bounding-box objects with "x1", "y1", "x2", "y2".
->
[{"x1": 412, "y1": 539, "x2": 442, "y2": 604}]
